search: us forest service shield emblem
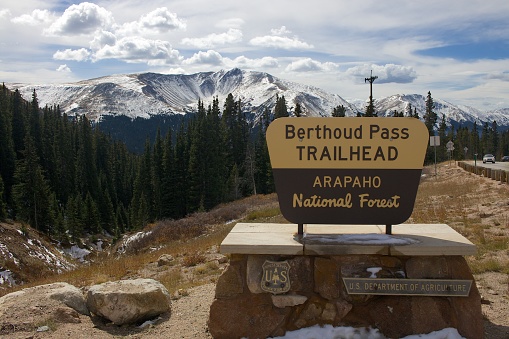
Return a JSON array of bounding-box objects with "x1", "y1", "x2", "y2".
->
[{"x1": 261, "y1": 260, "x2": 291, "y2": 294}]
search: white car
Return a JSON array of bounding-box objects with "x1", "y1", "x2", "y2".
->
[{"x1": 483, "y1": 154, "x2": 495, "y2": 163}]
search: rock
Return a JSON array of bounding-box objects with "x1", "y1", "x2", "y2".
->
[
  {"x1": 215, "y1": 260, "x2": 244, "y2": 298},
  {"x1": 271, "y1": 294, "x2": 308, "y2": 308},
  {"x1": 157, "y1": 254, "x2": 174, "y2": 266},
  {"x1": 209, "y1": 293, "x2": 290, "y2": 339},
  {"x1": 86, "y1": 278, "x2": 171, "y2": 325},
  {"x1": 0, "y1": 282, "x2": 88, "y2": 335},
  {"x1": 0, "y1": 282, "x2": 88, "y2": 316},
  {"x1": 314, "y1": 257, "x2": 340, "y2": 300},
  {"x1": 53, "y1": 307, "x2": 81, "y2": 323}
]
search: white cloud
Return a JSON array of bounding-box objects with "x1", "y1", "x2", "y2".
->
[
  {"x1": 271, "y1": 26, "x2": 291, "y2": 36},
  {"x1": 44, "y1": 2, "x2": 115, "y2": 36},
  {"x1": 250, "y1": 35, "x2": 313, "y2": 50},
  {"x1": 183, "y1": 50, "x2": 224, "y2": 66},
  {"x1": 89, "y1": 30, "x2": 117, "y2": 50},
  {"x1": 285, "y1": 58, "x2": 338, "y2": 72},
  {"x1": 11, "y1": 9, "x2": 53, "y2": 25},
  {"x1": 53, "y1": 48, "x2": 91, "y2": 61},
  {"x1": 0, "y1": 9, "x2": 11, "y2": 19},
  {"x1": 181, "y1": 28, "x2": 242, "y2": 49},
  {"x1": 346, "y1": 64, "x2": 417, "y2": 84},
  {"x1": 56, "y1": 64, "x2": 71, "y2": 73},
  {"x1": 118, "y1": 7, "x2": 186, "y2": 36},
  {"x1": 93, "y1": 36, "x2": 182, "y2": 64},
  {"x1": 231, "y1": 56, "x2": 279, "y2": 69}
]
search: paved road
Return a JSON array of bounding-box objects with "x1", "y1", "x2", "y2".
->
[{"x1": 464, "y1": 160, "x2": 509, "y2": 171}]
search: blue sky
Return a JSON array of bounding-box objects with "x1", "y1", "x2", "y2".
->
[{"x1": 1, "y1": 0, "x2": 509, "y2": 111}]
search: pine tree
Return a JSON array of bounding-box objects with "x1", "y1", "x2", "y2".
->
[
  {"x1": 332, "y1": 105, "x2": 346, "y2": 117},
  {"x1": 0, "y1": 84, "x2": 16, "y2": 207},
  {"x1": 12, "y1": 133, "x2": 53, "y2": 232},
  {"x1": 274, "y1": 95, "x2": 289, "y2": 119},
  {"x1": 364, "y1": 98, "x2": 376, "y2": 117},
  {"x1": 161, "y1": 128, "x2": 177, "y2": 219},
  {"x1": 423, "y1": 91, "x2": 438, "y2": 135},
  {"x1": 294, "y1": 102, "x2": 303, "y2": 117},
  {"x1": 0, "y1": 175, "x2": 6, "y2": 219},
  {"x1": 152, "y1": 128, "x2": 164, "y2": 219}
]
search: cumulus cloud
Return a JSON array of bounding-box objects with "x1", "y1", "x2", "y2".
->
[
  {"x1": 93, "y1": 36, "x2": 182, "y2": 64},
  {"x1": 44, "y1": 2, "x2": 115, "y2": 36},
  {"x1": 285, "y1": 58, "x2": 338, "y2": 72},
  {"x1": 271, "y1": 26, "x2": 291, "y2": 36},
  {"x1": 250, "y1": 34, "x2": 313, "y2": 50},
  {"x1": 53, "y1": 48, "x2": 91, "y2": 61},
  {"x1": 118, "y1": 7, "x2": 186, "y2": 35},
  {"x1": 346, "y1": 64, "x2": 417, "y2": 83},
  {"x1": 183, "y1": 50, "x2": 224, "y2": 66},
  {"x1": 89, "y1": 30, "x2": 117, "y2": 50},
  {"x1": 56, "y1": 64, "x2": 71, "y2": 73},
  {"x1": 181, "y1": 28, "x2": 242, "y2": 48},
  {"x1": 11, "y1": 9, "x2": 53, "y2": 26},
  {"x1": 231, "y1": 56, "x2": 279, "y2": 69}
]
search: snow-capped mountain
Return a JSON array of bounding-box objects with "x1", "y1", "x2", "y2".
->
[
  {"x1": 8, "y1": 68, "x2": 509, "y2": 129},
  {"x1": 9, "y1": 68, "x2": 357, "y2": 123},
  {"x1": 373, "y1": 94, "x2": 509, "y2": 128}
]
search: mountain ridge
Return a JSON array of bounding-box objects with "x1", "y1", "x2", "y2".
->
[{"x1": 7, "y1": 68, "x2": 509, "y2": 129}]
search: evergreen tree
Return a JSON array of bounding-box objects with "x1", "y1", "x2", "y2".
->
[
  {"x1": 423, "y1": 91, "x2": 438, "y2": 135},
  {"x1": 130, "y1": 139, "x2": 153, "y2": 228},
  {"x1": 0, "y1": 175, "x2": 6, "y2": 219},
  {"x1": 12, "y1": 133, "x2": 52, "y2": 233},
  {"x1": 152, "y1": 128, "x2": 164, "y2": 219},
  {"x1": 294, "y1": 102, "x2": 303, "y2": 117},
  {"x1": 332, "y1": 105, "x2": 346, "y2": 117},
  {"x1": 364, "y1": 98, "x2": 376, "y2": 117},
  {"x1": 161, "y1": 128, "x2": 177, "y2": 219},
  {"x1": 187, "y1": 100, "x2": 208, "y2": 212},
  {"x1": 0, "y1": 84, "x2": 16, "y2": 207},
  {"x1": 203, "y1": 97, "x2": 226, "y2": 208},
  {"x1": 174, "y1": 122, "x2": 189, "y2": 218},
  {"x1": 274, "y1": 95, "x2": 289, "y2": 119}
]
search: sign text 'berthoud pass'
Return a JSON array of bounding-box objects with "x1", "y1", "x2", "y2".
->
[{"x1": 266, "y1": 117, "x2": 429, "y2": 225}]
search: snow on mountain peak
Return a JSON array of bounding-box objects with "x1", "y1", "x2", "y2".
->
[{"x1": 6, "y1": 69, "x2": 509, "y2": 128}]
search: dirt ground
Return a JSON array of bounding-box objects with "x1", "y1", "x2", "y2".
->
[{"x1": 1, "y1": 163, "x2": 508, "y2": 338}]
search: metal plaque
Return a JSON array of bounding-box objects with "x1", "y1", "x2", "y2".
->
[
  {"x1": 343, "y1": 278, "x2": 472, "y2": 297},
  {"x1": 261, "y1": 260, "x2": 291, "y2": 295}
]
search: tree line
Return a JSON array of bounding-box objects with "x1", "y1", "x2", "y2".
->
[
  {"x1": 0, "y1": 86, "x2": 280, "y2": 240},
  {"x1": 0, "y1": 85, "x2": 508, "y2": 241}
]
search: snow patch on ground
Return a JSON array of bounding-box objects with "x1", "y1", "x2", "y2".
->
[
  {"x1": 271, "y1": 325, "x2": 465, "y2": 339},
  {"x1": 64, "y1": 245, "x2": 91, "y2": 262}
]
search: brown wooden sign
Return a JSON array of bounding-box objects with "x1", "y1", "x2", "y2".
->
[{"x1": 266, "y1": 117, "x2": 429, "y2": 225}]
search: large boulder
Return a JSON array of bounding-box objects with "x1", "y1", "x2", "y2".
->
[
  {"x1": 86, "y1": 278, "x2": 171, "y2": 325},
  {"x1": 0, "y1": 282, "x2": 87, "y2": 336}
]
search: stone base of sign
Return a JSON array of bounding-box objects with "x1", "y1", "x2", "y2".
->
[{"x1": 208, "y1": 223, "x2": 482, "y2": 339}]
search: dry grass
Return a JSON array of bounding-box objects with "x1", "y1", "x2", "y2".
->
[{"x1": 409, "y1": 163, "x2": 509, "y2": 275}]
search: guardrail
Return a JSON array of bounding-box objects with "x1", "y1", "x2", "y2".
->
[{"x1": 457, "y1": 161, "x2": 509, "y2": 184}]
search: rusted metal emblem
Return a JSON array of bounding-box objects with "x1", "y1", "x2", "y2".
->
[{"x1": 261, "y1": 260, "x2": 291, "y2": 294}]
